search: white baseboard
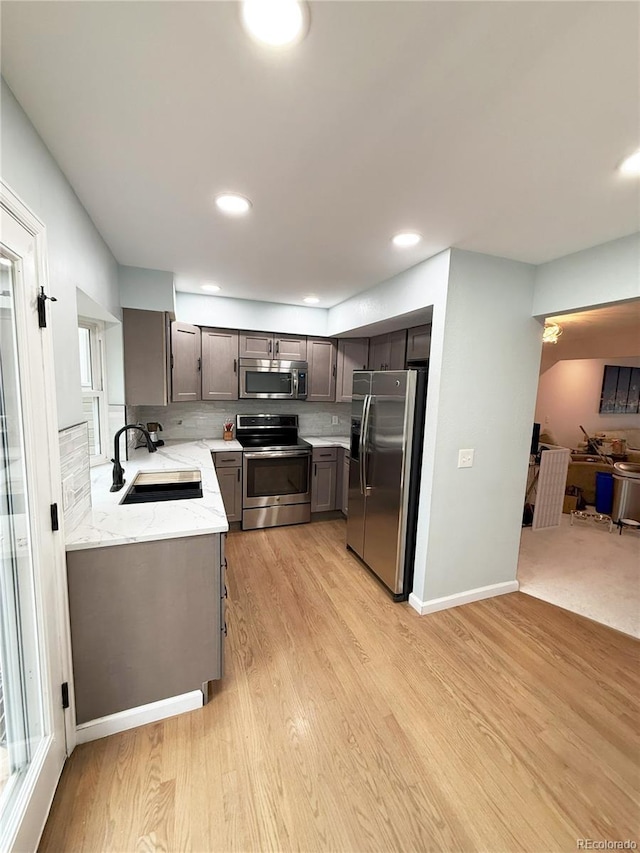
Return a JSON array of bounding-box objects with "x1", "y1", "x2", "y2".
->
[
  {"x1": 75, "y1": 690, "x2": 203, "y2": 744},
  {"x1": 409, "y1": 580, "x2": 519, "y2": 616}
]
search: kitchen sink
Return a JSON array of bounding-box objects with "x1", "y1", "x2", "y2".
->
[{"x1": 120, "y1": 469, "x2": 203, "y2": 504}]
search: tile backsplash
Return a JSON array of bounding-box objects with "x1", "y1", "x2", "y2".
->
[
  {"x1": 129, "y1": 400, "x2": 352, "y2": 441},
  {"x1": 58, "y1": 421, "x2": 91, "y2": 533}
]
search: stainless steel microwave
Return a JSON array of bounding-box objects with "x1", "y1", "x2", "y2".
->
[{"x1": 239, "y1": 358, "x2": 308, "y2": 400}]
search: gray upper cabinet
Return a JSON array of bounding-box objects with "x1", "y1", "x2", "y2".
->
[
  {"x1": 406, "y1": 324, "x2": 431, "y2": 363},
  {"x1": 171, "y1": 321, "x2": 202, "y2": 402},
  {"x1": 307, "y1": 337, "x2": 337, "y2": 402},
  {"x1": 368, "y1": 330, "x2": 407, "y2": 371},
  {"x1": 275, "y1": 335, "x2": 307, "y2": 361},
  {"x1": 335, "y1": 338, "x2": 369, "y2": 402},
  {"x1": 239, "y1": 331, "x2": 306, "y2": 360},
  {"x1": 123, "y1": 308, "x2": 170, "y2": 406},
  {"x1": 239, "y1": 331, "x2": 273, "y2": 359},
  {"x1": 201, "y1": 328, "x2": 239, "y2": 401}
]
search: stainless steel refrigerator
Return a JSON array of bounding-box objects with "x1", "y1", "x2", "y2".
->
[{"x1": 346, "y1": 370, "x2": 427, "y2": 600}]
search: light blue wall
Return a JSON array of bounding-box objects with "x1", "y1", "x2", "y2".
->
[
  {"x1": 1, "y1": 77, "x2": 120, "y2": 428},
  {"x1": 119, "y1": 265, "x2": 175, "y2": 313},
  {"x1": 533, "y1": 232, "x2": 640, "y2": 317},
  {"x1": 412, "y1": 250, "x2": 540, "y2": 606}
]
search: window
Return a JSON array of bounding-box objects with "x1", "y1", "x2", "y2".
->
[{"x1": 78, "y1": 320, "x2": 108, "y2": 464}]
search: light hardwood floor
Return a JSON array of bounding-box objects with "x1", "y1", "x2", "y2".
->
[{"x1": 40, "y1": 519, "x2": 640, "y2": 852}]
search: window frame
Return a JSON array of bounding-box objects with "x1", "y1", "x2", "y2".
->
[{"x1": 78, "y1": 318, "x2": 109, "y2": 466}]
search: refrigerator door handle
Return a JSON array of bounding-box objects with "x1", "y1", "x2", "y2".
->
[
  {"x1": 361, "y1": 394, "x2": 373, "y2": 494},
  {"x1": 359, "y1": 395, "x2": 370, "y2": 495}
]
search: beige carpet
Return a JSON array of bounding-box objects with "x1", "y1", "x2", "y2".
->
[{"x1": 517, "y1": 513, "x2": 640, "y2": 638}]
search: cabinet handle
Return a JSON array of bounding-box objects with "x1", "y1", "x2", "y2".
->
[
  {"x1": 332, "y1": 363, "x2": 336, "y2": 377},
  {"x1": 269, "y1": 340, "x2": 272, "y2": 354},
  {"x1": 276, "y1": 340, "x2": 280, "y2": 355},
  {"x1": 233, "y1": 358, "x2": 237, "y2": 374},
  {"x1": 223, "y1": 584, "x2": 228, "y2": 599},
  {"x1": 197, "y1": 357, "x2": 201, "y2": 371},
  {"x1": 314, "y1": 463, "x2": 317, "y2": 476},
  {"x1": 237, "y1": 468, "x2": 240, "y2": 482},
  {"x1": 362, "y1": 364, "x2": 366, "y2": 370},
  {"x1": 223, "y1": 622, "x2": 228, "y2": 636}
]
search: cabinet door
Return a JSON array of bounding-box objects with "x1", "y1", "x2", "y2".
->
[
  {"x1": 406, "y1": 324, "x2": 431, "y2": 363},
  {"x1": 307, "y1": 337, "x2": 337, "y2": 402},
  {"x1": 311, "y1": 460, "x2": 336, "y2": 512},
  {"x1": 336, "y1": 338, "x2": 369, "y2": 402},
  {"x1": 201, "y1": 327, "x2": 239, "y2": 401},
  {"x1": 171, "y1": 322, "x2": 201, "y2": 402},
  {"x1": 342, "y1": 452, "x2": 350, "y2": 515},
  {"x1": 275, "y1": 335, "x2": 307, "y2": 361},
  {"x1": 239, "y1": 331, "x2": 274, "y2": 359},
  {"x1": 368, "y1": 335, "x2": 389, "y2": 370},
  {"x1": 388, "y1": 330, "x2": 407, "y2": 369},
  {"x1": 123, "y1": 308, "x2": 169, "y2": 405},
  {"x1": 217, "y1": 466, "x2": 242, "y2": 523}
]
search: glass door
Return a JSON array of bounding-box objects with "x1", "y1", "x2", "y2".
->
[
  {"x1": 0, "y1": 256, "x2": 45, "y2": 809},
  {"x1": 0, "y1": 199, "x2": 67, "y2": 852}
]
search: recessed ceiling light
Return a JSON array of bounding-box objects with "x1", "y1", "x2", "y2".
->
[
  {"x1": 215, "y1": 193, "x2": 252, "y2": 216},
  {"x1": 619, "y1": 149, "x2": 640, "y2": 176},
  {"x1": 241, "y1": 0, "x2": 309, "y2": 47},
  {"x1": 0, "y1": 258, "x2": 11, "y2": 267},
  {"x1": 392, "y1": 232, "x2": 422, "y2": 248},
  {"x1": 201, "y1": 283, "x2": 221, "y2": 293},
  {"x1": 303, "y1": 296, "x2": 320, "y2": 304}
]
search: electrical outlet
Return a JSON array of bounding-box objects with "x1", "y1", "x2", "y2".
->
[
  {"x1": 458, "y1": 449, "x2": 474, "y2": 468},
  {"x1": 331, "y1": 415, "x2": 339, "y2": 425}
]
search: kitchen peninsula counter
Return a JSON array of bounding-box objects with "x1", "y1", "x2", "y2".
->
[{"x1": 65, "y1": 440, "x2": 228, "y2": 552}]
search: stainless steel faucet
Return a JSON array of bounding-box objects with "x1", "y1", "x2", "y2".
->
[{"x1": 111, "y1": 424, "x2": 157, "y2": 492}]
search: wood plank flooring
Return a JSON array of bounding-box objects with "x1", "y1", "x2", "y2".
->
[{"x1": 40, "y1": 519, "x2": 640, "y2": 852}]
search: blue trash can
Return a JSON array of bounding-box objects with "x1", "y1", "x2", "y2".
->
[{"x1": 595, "y1": 471, "x2": 614, "y2": 514}]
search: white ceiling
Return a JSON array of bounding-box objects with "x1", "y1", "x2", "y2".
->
[{"x1": 1, "y1": 1, "x2": 639, "y2": 307}]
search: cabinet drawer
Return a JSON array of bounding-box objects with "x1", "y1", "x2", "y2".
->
[
  {"x1": 215, "y1": 452, "x2": 243, "y2": 467},
  {"x1": 312, "y1": 446, "x2": 337, "y2": 462}
]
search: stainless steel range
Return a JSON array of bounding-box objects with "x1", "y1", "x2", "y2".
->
[{"x1": 236, "y1": 414, "x2": 311, "y2": 530}]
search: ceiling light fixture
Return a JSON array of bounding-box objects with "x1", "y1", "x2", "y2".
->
[
  {"x1": 303, "y1": 296, "x2": 320, "y2": 305},
  {"x1": 241, "y1": 0, "x2": 309, "y2": 47},
  {"x1": 215, "y1": 193, "x2": 252, "y2": 216},
  {"x1": 201, "y1": 283, "x2": 221, "y2": 293},
  {"x1": 542, "y1": 322, "x2": 563, "y2": 344},
  {"x1": 619, "y1": 149, "x2": 640, "y2": 176},
  {"x1": 392, "y1": 232, "x2": 422, "y2": 248}
]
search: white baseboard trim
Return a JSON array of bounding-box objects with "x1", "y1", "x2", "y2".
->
[
  {"x1": 75, "y1": 690, "x2": 203, "y2": 744},
  {"x1": 409, "y1": 580, "x2": 519, "y2": 616}
]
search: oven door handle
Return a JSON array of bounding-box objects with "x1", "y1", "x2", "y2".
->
[{"x1": 243, "y1": 451, "x2": 311, "y2": 460}]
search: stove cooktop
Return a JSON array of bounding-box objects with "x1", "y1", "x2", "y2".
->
[{"x1": 236, "y1": 435, "x2": 311, "y2": 452}]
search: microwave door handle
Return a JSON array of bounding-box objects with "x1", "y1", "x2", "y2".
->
[{"x1": 292, "y1": 371, "x2": 298, "y2": 399}]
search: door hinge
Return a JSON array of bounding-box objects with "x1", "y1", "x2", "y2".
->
[
  {"x1": 37, "y1": 286, "x2": 57, "y2": 329},
  {"x1": 50, "y1": 502, "x2": 60, "y2": 531},
  {"x1": 61, "y1": 682, "x2": 70, "y2": 709}
]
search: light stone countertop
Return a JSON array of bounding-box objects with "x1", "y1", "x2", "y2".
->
[
  {"x1": 206, "y1": 438, "x2": 243, "y2": 452},
  {"x1": 302, "y1": 435, "x2": 351, "y2": 450},
  {"x1": 65, "y1": 441, "x2": 228, "y2": 552}
]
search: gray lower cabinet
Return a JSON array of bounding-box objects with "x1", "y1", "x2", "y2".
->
[
  {"x1": 66, "y1": 534, "x2": 224, "y2": 725},
  {"x1": 171, "y1": 321, "x2": 202, "y2": 402},
  {"x1": 335, "y1": 338, "x2": 369, "y2": 402},
  {"x1": 214, "y1": 451, "x2": 242, "y2": 522},
  {"x1": 311, "y1": 447, "x2": 337, "y2": 512},
  {"x1": 368, "y1": 330, "x2": 407, "y2": 371},
  {"x1": 201, "y1": 328, "x2": 239, "y2": 400},
  {"x1": 123, "y1": 308, "x2": 171, "y2": 406},
  {"x1": 307, "y1": 337, "x2": 337, "y2": 402},
  {"x1": 340, "y1": 448, "x2": 349, "y2": 515}
]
